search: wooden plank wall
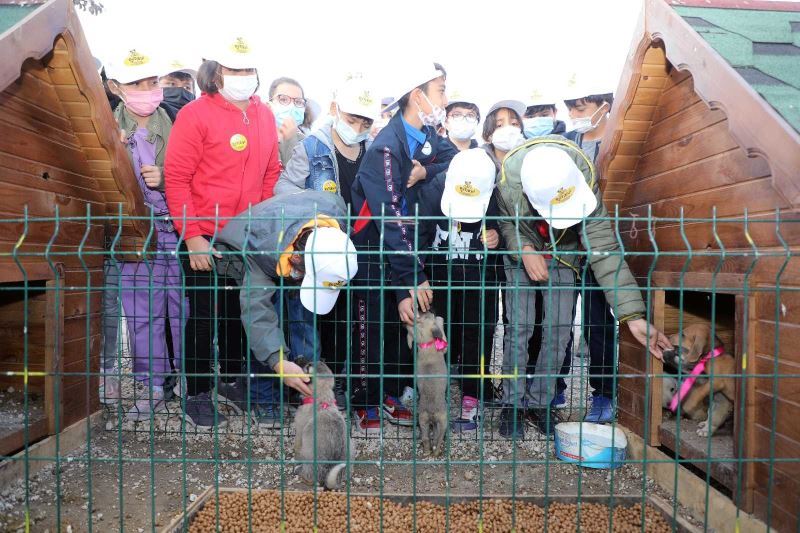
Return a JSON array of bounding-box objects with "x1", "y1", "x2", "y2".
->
[{"x1": 608, "y1": 45, "x2": 800, "y2": 531}]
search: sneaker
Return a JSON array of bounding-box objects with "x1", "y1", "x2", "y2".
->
[
  {"x1": 333, "y1": 379, "x2": 348, "y2": 412},
  {"x1": 452, "y1": 395, "x2": 479, "y2": 433},
  {"x1": 383, "y1": 395, "x2": 414, "y2": 426},
  {"x1": 215, "y1": 380, "x2": 250, "y2": 415},
  {"x1": 399, "y1": 386, "x2": 416, "y2": 408},
  {"x1": 355, "y1": 407, "x2": 382, "y2": 435},
  {"x1": 499, "y1": 406, "x2": 525, "y2": 439},
  {"x1": 526, "y1": 408, "x2": 557, "y2": 437},
  {"x1": 584, "y1": 395, "x2": 615, "y2": 424},
  {"x1": 551, "y1": 392, "x2": 567, "y2": 409},
  {"x1": 99, "y1": 372, "x2": 120, "y2": 405},
  {"x1": 252, "y1": 403, "x2": 284, "y2": 428},
  {"x1": 126, "y1": 386, "x2": 166, "y2": 421},
  {"x1": 184, "y1": 392, "x2": 228, "y2": 429}
]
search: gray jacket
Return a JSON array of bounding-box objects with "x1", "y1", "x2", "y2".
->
[
  {"x1": 274, "y1": 125, "x2": 337, "y2": 196},
  {"x1": 214, "y1": 190, "x2": 348, "y2": 368}
]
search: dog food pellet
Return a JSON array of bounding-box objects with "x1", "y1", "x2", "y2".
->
[{"x1": 187, "y1": 491, "x2": 674, "y2": 532}]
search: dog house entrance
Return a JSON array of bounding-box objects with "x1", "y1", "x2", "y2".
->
[{"x1": 657, "y1": 290, "x2": 739, "y2": 492}]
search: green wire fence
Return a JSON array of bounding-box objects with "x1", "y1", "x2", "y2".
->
[{"x1": 0, "y1": 208, "x2": 797, "y2": 532}]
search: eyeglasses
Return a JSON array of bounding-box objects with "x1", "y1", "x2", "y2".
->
[
  {"x1": 272, "y1": 94, "x2": 307, "y2": 108},
  {"x1": 448, "y1": 112, "x2": 478, "y2": 122}
]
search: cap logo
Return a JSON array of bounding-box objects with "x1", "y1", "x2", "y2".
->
[
  {"x1": 550, "y1": 186, "x2": 575, "y2": 205},
  {"x1": 231, "y1": 37, "x2": 250, "y2": 55},
  {"x1": 322, "y1": 280, "x2": 346, "y2": 289},
  {"x1": 322, "y1": 180, "x2": 337, "y2": 193},
  {"x1": 455, "y1": 181, "x2": 480, "y2": 197},
  {"x1": 358, "y1": 91, "x2": 373, "y2": 107},
  {"x1": 124, "y1": 49, "x2": 149, "y2": 67}
]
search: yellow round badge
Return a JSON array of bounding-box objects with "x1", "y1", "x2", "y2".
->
[
  {"x1": 230, "y1": 134, "x2": 248, "y2": 152},
  {"x1": 322, "y1": 180, "x2": 338, "y2": 193}
]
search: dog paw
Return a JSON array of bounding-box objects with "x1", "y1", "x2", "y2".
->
[{"x1": 697, "y1": 421, "x2": 709, "y2": 437}]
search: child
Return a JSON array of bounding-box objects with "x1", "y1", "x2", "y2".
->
[{"x1": 103, "y1": 47, "x2": 184, "y2": 421}]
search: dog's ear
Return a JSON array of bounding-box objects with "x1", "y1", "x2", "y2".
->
[{"x1": 686, "y1": 324, "x2": 710, "y2": 361}]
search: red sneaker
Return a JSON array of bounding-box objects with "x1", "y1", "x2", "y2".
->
[
  {"x1": 355, "y1": 407, "x2": 382, "y2": 435},
  {"x1": 383, "y1": 395, "x2": 414, "y2": 426}
]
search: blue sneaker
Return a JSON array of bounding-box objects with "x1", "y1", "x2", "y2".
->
[
  {"x1": 550, "y1": 392, "x2": 567, "y2": 409},
  {"x1": 584, "y1": 395, "x2": 615, "y2": 423}
]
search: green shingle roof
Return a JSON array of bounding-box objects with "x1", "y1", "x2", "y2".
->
[
  {"x1": 0, "y1": 4, "x2": 40, "y2": 36},
  {"x1": 674, "y1": 6, "x2": 800, "y2": 134}
]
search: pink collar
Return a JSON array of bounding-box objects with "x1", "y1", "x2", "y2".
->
[
  {"x1": 301, "y1": 397, "x2": 336, "y2": 410},
  {"x1": 669, "y1": 346, "x2": 724, "y2": 412},
  {"x1": 418, "y1": 338, "x2": 448, "y2": 351}
]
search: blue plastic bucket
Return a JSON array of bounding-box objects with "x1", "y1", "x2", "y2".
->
[{"x1": 554, "y1": 422, "x2": 627, "y2": 469}]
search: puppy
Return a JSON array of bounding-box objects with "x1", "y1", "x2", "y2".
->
[
  {"x1": 663, "y1": 323, "x2": 736, "y2": 437},
  {"x1": 406, "y1": 312, "x2": 448, "y2": 457},
  {"x1": 292, "y1": 360, "x2": 352, "y2": 489},
  {"x1": 662, "y1": 376, "x2": 678, "y2": 410}
]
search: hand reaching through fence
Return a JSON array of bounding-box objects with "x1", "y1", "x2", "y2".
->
[
  {"x1": 184, "y1": 235, "x2": 222, "y2": 272},
  {"x1": 274, "y1": 359, "x2": 313, "y2": 397},
  {"x1": 625, "y1": 318, "x2": 672, "y2": 361},
  {"x1": 399, "y1": 281, "x2": 434, "y2": 324}
]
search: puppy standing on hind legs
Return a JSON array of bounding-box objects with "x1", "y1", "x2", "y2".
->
[
  {"x1": 407, "y1": 312, "x2": 449, "y2": 457},
  {"x1": 292, "y1": 360, "x2": 352, "y2": 489}
]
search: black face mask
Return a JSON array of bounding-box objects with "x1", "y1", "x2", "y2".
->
[{"x1": 160, "y1": 87, "x2": 195, "y2": 120}]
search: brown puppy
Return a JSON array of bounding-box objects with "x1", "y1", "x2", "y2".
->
[{"x1": 664, "y1": 323, "x2": 736, "y2": 437}]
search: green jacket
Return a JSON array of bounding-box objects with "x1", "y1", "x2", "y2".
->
[
  {"x1": 114, "y1": 104, "x2": 172, "y2": 190},
  {"x1": 496, "y1": 135, "x2": 645, "y2": 322}
]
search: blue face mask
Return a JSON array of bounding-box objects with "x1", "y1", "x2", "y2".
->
[
  {"x1": 273, "y1": 103, "x2": 305, "y2": 128},
  {"x1": 335, "y1": 111, "x2": 370, "y2": 146},
  {"x1": 523, "y1": 116, "x2": 555, "y2": 139}
]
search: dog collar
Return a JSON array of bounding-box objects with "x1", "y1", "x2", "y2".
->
[
  {"x1": 669, "y1": 346, "x2": 724, "y2": 412},
  {"x1": 418, "y1": 338, "x2": 448, "y2": 351},
  {"x1": 301, "y1": 397, "x2": 336, "y2": 410}
]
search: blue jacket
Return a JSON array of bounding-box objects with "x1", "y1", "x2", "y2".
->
[{"x1": 350, "y1": 113, "x2": 456, "y2": 299}]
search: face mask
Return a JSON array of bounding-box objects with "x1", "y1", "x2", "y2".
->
[
  {"x1": 122, "y1": 86, "x2": 163, "y2": 117},
  {"x1": 491, "y1": 125, "x2": 525, "y2": 152},
  {"x1": 161, "y1": 87, "x2": 195, "y2": 116},
  {"x1": 220, "y1": 74, "x2": 258, "y2": 102},
  {"x1": 335, "y1": 110, "x2": 370, "y2": 146},
  {"x1": 572, "y1": 103, "x2": 609, "y2": 134},
  {"x1": 523, "y1": 117, "x2": 555, "y2": 138},
  {"x1": 416, "y1": 92, "x2": 447, "y2": 127},
  {"x1": 447, "y1": 116, "x2": 478, "y2": 141},
  {"x1": 273, "y1": 103, "x2": 305, "y2": 128}
]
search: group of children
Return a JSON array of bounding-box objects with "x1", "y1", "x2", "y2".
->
[{"x1": 98, "y1": 35, "x2": 672, "y2": 439}]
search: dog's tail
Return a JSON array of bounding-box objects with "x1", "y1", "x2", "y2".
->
[{"x1": 324, "y1": 462, "x2": 347, "y2": 490}]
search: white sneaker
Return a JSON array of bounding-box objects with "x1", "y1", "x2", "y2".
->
[
  {"x1": 99, "y1": 370, "x2": 120, "y2": 405},
  {"x1": 126, "y1": 386, "x2": 166, "y2": 421}
]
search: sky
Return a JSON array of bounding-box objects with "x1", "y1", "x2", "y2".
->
[{"x1": 78, "y1": 0, "x2": 644, "y2": 126}]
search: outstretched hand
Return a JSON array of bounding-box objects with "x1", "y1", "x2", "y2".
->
[{"x1": 626, "y1": 318, "x2": 672, "y2": 361}]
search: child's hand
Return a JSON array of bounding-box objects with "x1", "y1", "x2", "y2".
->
[
  {"x1": 141, "y1": 165, "x2": 163, "y2": 189},
  {"x1": 278, "y1": 117, "x2": 298, "y2": 143},
  {"x1": 407, "y1": 160, "x2": 427, "y2": 188},
  {"x1": 521, "y1": 245, "x2": 549, "y2": 281},
  {"x1": 626, "y1": 319, "x2": 672, "y2": 360},
  {"x1": 274, "y1": 360, "x2": 312, "y2": 397},
  {"x1": 185, "y1": 236, "x2": 222, "y2": 272},
  {"x1": 481, "y1": 229, "x2": 499, "y2": 249}
]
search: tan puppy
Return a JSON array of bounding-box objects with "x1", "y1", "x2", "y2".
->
[{"x1": 664, "y1": 323, "x2": 736, "y2": 437}]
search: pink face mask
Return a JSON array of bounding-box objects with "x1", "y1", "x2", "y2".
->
[{"x1": 122, "y1": 86, "x2": 164, "y2": 116}]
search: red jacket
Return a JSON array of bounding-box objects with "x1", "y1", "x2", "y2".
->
[{"x1": 165, "y1": 92, "x2": 281, "y2": 240}]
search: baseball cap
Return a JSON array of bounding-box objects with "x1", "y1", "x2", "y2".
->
[
  {"x1": 300, "y1": 227, "x2": 359, "y2": 314},
  {"x1": 104, "y1": 48, "x2": 165, "y2": 84},
  {"x1": 527, "y1": 89, "x2": 558, "y2": 108},
  {"x1": 383, "y1": 61, "x2": 446, "y2": 112},
  {"x1": 520, "y1": 146, "x2": 598, "y2": 229},
  {"x1": 163, "y1": 59, "x2": 197, "y2": 79},
  {"x1": 335, "y1": 78, "x2": 380, "y2": 121},
  {"x1": 440, "y1": 149, "x2": 497, "y2": 223},
  {"x1": 206, "y1": 35, "x2": 257, "y2": 70},
  {"x1": 561, "y1": 77, "x2": 614, "y2": 102},
  {"x1": 487, "y1": 99, "x2": 527, "y2": 120}
]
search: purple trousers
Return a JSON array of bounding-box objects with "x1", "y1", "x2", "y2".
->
[{"x1": 106, "y1": 225, "x2": 186, "y2": 386}]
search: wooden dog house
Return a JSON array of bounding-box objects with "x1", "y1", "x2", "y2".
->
[
  {"x1": 0, "y1": 0, "x2": 146, "y2": 456},
  {"x1": 598, "y1": 0, "x2": 800, "y2": 530}
]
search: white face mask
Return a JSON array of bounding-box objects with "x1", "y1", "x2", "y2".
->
[
  {"x1": 572, "y1": 103, "x2": 609, "y2": 134},
  {"x1": 446, "y1": 116, "x2": 478, "y2": 141},
  {"x1": 416, "y1": 92, "x2": 447, "y2": 127},
  {"x1": 491, "y1": 125, "x2": 525, "y2": 152},
  {"x1": 220, "y1": 74, "x2": 258, "y2": 102}
]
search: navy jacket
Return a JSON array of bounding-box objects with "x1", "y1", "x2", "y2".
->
[{"x1": 350, "y1": 113, "x2": 456, "y2": 300}]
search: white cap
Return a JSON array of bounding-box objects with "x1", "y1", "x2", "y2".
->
[
  {"x1": 527, "y1": 89, "x2": 558, "y2": 108},
  {"x1": 561, "y1": 75, "x2": 613, "y2": 102},
  {"x1": 487, "y1": 99, "x2": 527, "y2": 119},
  {"x1": 300, "y1": 227, "x2": 359, "y2": 314},
  {"x1": 520, "y1": 146, "x2": 597, "y2": 229},
  {"x1": 163, "y1": 59, "x2": 197, "y2": 79},
  {"x1": 440, "y1": 149, "x2": 497, "y2": 223},
  {"x1": 104, "y1": 48, "x2": 165, "y2": 84},
  {"x1": 206, "y1": 35, "x2": 257, "y2": 70},
  {"x1": 334, "y1": 78, "x2": 380, "y2": 120},
  {"x1": 383, "y1": 61, "x2": 446, "y2": 112}
]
